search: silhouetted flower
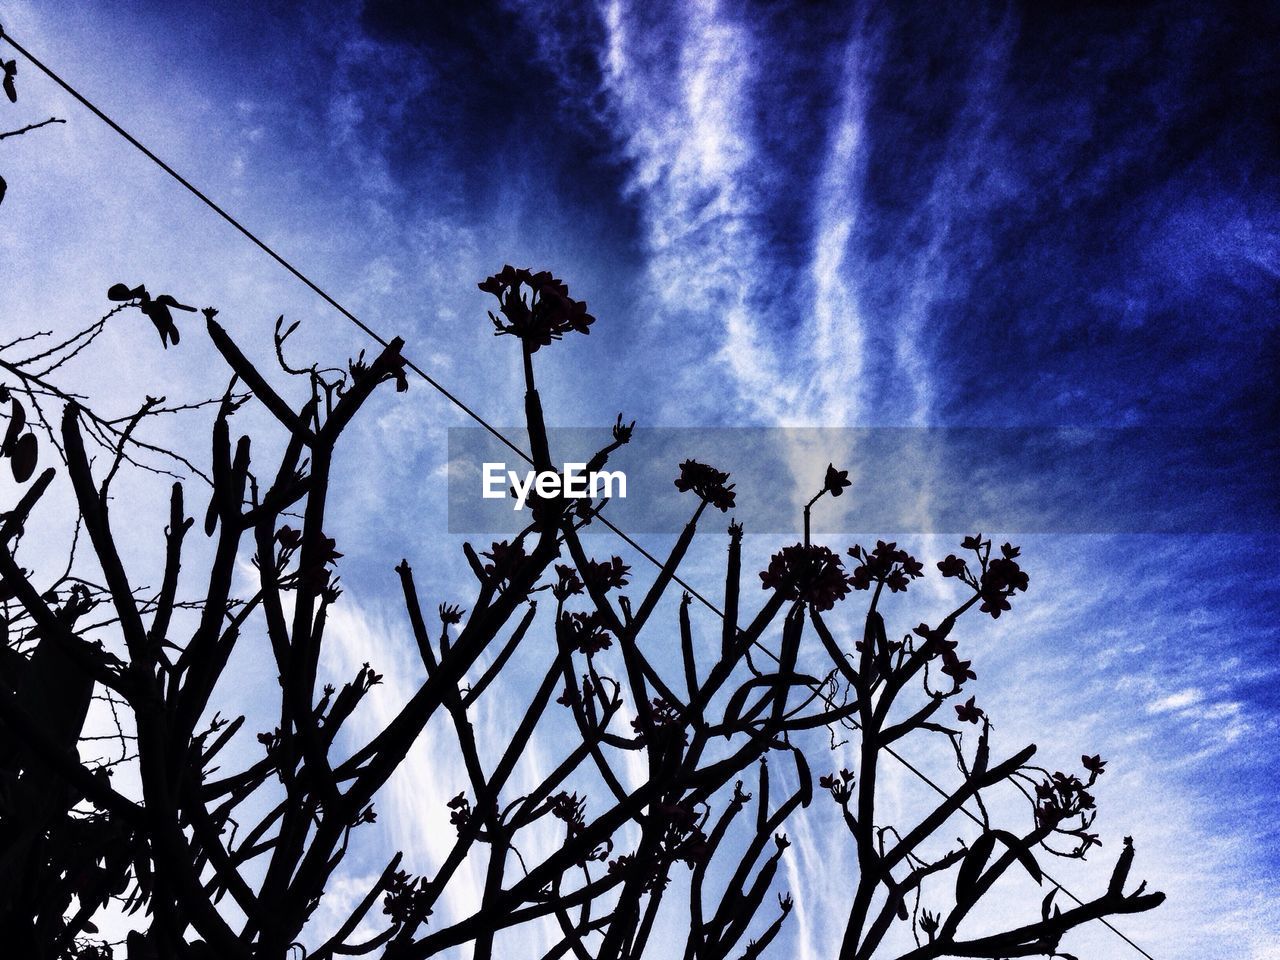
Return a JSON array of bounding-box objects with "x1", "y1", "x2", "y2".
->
[
  {"x1": 819, "y1": 768, "x2": 855, "y2": 802},
  {"x1": 549, "y1": 791, "x2": 587, "y2": 835},
  {"x1": 446, "y1": 791, "x2": 472, "y2": 833},
  {"x1": 823, "y1": 463, "x2": 852, "y2": 497},
  {"x1": 847, "y1": 541, "x2": 925, "y2": 593},
  {"x1": 979, "y1": 591, "x2": 1011, "y2": 618},
  {"x1": 607, "y1": 854, "x2": 634, "y2": 876},
  {"x1": 1082, "y1": 754, "x2": 1107, "y2": 776},
  {"x1": 978, "y1": 554, "x2": 1028, "y2": 619},
  {"x1": 630, "y1": 697, "x2": 687, "y2": 745},
  {"x1": 560, "y1": 610, "x2": 613, "y2": 656},
  {"x1": 674, "y1": 459, "x2": 736, "y2": 511},
  {"x1": 986, "y1": 556, "x2": 1029, "y2": 592},
  {"x1": 912, "y1": 622, "x2": 958, "y2": 658},
  {"x1": 1035, "y1": 768, "x2": 1101, "y2": 832},
  {"x1": 582, "y1": 556, "x2": 630, "y2": 593},
  {"x1": 654, "y1": 799, "x2": 710, "y2": 870},
  {"x1": 482, "y1": 539, "x2": 526, "y2": 588},
  {"x1": 439, "y1": 603, "x2": 464, "y2": 625},
  {"x1": 552, "y1": 563, "x2": 583, "y2": 600},
  {"x1": 955, "y1": 696, "x2": 983, "y2": 724},
  {"x1": 940, "y1": 651, "x2": 976, "y2": 684},
  {"x1": 315, "y1": 535, "x2": 343, "y2": 566},
  {"x1": 759, "y1": 543, "x2": 853, "y2": 610},
  {"x1": 612, "y1": 414, "x2": 635, "y2": 444},
  {"x1": 937, "y1": 554, "x2": 966, "y2": 578},
  {"x1": 478, "y1": 266, "x2": 595, "y2": 352},
  {"x1": 920, "y1": 909, "x2": 940, "y2": 938},
  {"x1": 108, "y1": 282, "x2": 196, "y2": 348},
  {"x1": 556, "y1": 684, "x2": 580, "y2": 708},
  {"x1": 383, "y1": 870, "x2": 432, "y2": 925}
]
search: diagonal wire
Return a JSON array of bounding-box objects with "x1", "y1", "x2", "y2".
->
[
  {"x1": 0, "y1": 26, "x2": 531, "y2": 470},
  {"x1": 0, "y1": 25, "x2": 1155, "y2": 960}
]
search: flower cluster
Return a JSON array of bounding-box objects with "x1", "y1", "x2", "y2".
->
[
  {"x1": 548, "y1": 792, "x2": 611, "y2": 866},
  {"x1": 608, "y1": 798, "x2": 711, "y2": 892},
  {"x1": 256, "y1": 727, "x2": 280, "y2": 756},
  {"x1": 556, "y1": 675, "x2": 592, "y2": 708},
  {"x1": 549, "y1": 791, "x2": 588, "y2": 837},
  {"x1": 560, "y1": 610, "x2": 614, "y2": 656},
  {"x1": 656, "y1": 799, "x2": 711, "y2": 869},
  {"x1": 275, "y1": 526, "x2": 303, "y2": 551},
  {"x1": 909, "y1": 621, "x2": 975, "y2": 692},
  {"x1": 482, "y1": 539, "x2": 526, "y2": 589},
  {"x1": 551, "y1": 563, "x2": 584, "y2": 601},
  {"x1": 478, "y1": 266, "x2": 594, "y2": 352},
  {"x1": 274, "y1": 525, "x2": 343, "y2": 590},
  {"x1": 759, "y1": 543, "x2": 853, "y2": 611},
  {"x1": 819, "y1": 768, "x2": 855, "y2": 803},
  {"x1": 630, "y1": 696, "x2": 687, "y2": 745},
  {"x1": 582, "y1": 556, "x2": 630, "y2": 594},
  {"x1": 979, "y1": 549, "x2": 1029, "y2": 618},
  {"x1": 446, "y1": 792, "x2": 475, "y2": 833},
  {"x1": 383, "y1": 870, "x2": 432, "y2": 926},
  {"x1": 847, "y1": 541, "x2": 924, "y2": 593},
  {"x1": 1034, "y1": 765, "x2": 1102, "y2": 835},
  {"x1": 937, "y1": 536, "x2": 1029, "y2": 619},
  {"x1": 354, "y1": 661, "x2": 384, "y2": 691},
  {"x1": 674, "y1": 459, "x2": 736, "y2": 511}
]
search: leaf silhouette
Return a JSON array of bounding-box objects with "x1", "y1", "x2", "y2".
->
[
  {"x1": 3, "y1": 397, "x2": 25, "y2": 454},
  {"x1": 993, "y1": 828, "x2": 1043, "y2": 884},
  {"x1": 2, "y1": 59, "x2": 16, "y2": 104},
  {"x1": 1041, "y1": 887, "x2": 1058, "y2": 921},
  {"x1": 956, "y1": 831, "x2": 996, "y2": 901},
  {"x1": 10, "y1": 431, "x2": 37, "y2": 483},
  {"x1": 144, "y1": 293, "x2": 196, "y2": 348},
  {"x1": 107, "y1": 283, "x2": 195, "y2": 346},
  {"x1": 107, "y1": 282, "x2": 145, "y2": 302}
]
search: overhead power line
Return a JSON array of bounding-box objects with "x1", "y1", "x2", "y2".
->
[{"x1": 0, "y1": 24, "x2": 1154, "y2": 960}]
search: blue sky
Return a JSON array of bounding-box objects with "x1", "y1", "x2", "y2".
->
[{"x1": 1, "y1": 0, "x2": 1278, "y2": 956}]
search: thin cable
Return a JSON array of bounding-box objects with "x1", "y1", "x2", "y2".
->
[{"x1": 0, "y1": 27, "x2": 1153, "y2": 959}]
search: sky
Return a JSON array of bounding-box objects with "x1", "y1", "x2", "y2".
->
[{"x1": 1, "y1": 0, "x2": 1278, "y2": 957}]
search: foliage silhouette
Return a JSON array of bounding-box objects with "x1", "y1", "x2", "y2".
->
[{"x1": 0, "y1": 268, "x2": 1163, "y2": 959}]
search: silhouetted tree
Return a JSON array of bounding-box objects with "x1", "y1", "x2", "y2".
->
[{"x1": 0, "y1": 268, "x2": 1163, "y2": 959}]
